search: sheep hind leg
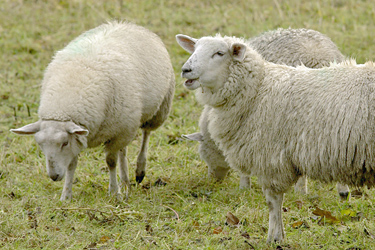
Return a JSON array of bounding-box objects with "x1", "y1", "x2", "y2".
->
[
  {"x1": 118, "y1": 147, "x2": 130, "y2": 199},
  {"x1": 106, "y1": 150, "x2": 119, "y2": 196},
  {"x1": 60, "y1": 156, "x2": 78, "y2": 201},
  {"x1": 239, "y1": 176, "x2": 251, "y2": 189},
  {"x1": 263, "y1": 188, "x2": 285, "y2": 243},
  {"x1": 135, "y1": 129, "x2": 151, "y2": 183},
  {"x1": 337, "y1": 183, "x2": 350, "y2": 200},
  {"x1": 294, "y1": 176, "x2": 308, "y2": 194}
]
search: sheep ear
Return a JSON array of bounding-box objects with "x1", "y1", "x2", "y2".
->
[
  {"x1": 182, "y1": 132, "x2": 203, "y2": 142},
  {"x1": 231, "y1": 43, "x2": 246, "y2": 62},
  {"x1": 176, "y1": 34, "x2": 197, "y2": 54},
  {"x1": 65, "y1": 122, "x2": 89, "y2": 136},
  {"x1": 10, "y1": 121, "x2": 41, "y2": 135}
]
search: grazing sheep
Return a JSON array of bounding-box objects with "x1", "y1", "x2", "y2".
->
[
  {"x1": 177, "y1": 33, "x2": 375, "y2": 243},
  {"x1": 179, "y1": 28, "x2": 349, "y2": 198},
  {"x1": 11, "y1": 21, "x2": 175, "y2": 201}
]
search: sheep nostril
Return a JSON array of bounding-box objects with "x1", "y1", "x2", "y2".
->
[{"x1": 182, "y1": 68, "x2": 192, "y2": 74}]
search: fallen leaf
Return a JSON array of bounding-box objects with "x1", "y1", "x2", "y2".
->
[
  {"x1": 341, "y1": 209, "x2": 357, "y2": 217},
  {"x1": 295, "y1": 200, "x2": 304, "y2": 209},
  {"x1": 312, "y1": 207, "x2": 340, "y2": 224},
  {"x1": 1, "y1": 94, "x2": 9, "y2": 100},
  {"x1": 100, "y1": 236, "x2": 110, "y2": 243},
  {"x1": 192, "y1": 220, "x2": 200, "y2": 229},
  {"x1": 226, "y1": 212, "x2": 240, "y2": 226},
  {"x1": 292, "y1": 221, "x2": 304, "y2": 229},
  {"x1": 213, "y1": 226, "x2": 223, "y2": 234},
  {"x1": 291, "y1": 221, "x2": 310, "y2": 229}
]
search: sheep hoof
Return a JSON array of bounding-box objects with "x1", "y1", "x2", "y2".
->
[
  {"x1": 339, "y1": 191, "x2": 349, "y2": 200},
  {"x1": 60, "y1": 194, "x2": 72, "y2": 201},
  {"x1": 115, "y1": 192, "x2": 125, "y2": 201},
  {"x1": 136, "y1": 175, "x2": 145, "y2": 183}
]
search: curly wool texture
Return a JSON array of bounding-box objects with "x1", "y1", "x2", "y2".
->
[
  {"x1": 199, "y1": 29, "x2": 345, "y2": 176},
  {"x1": 197, "y1": 37, "x2": 375, "y2": 193},
  {"x1": 38, "y1": 21, "x2": 175, "y2": 149}
]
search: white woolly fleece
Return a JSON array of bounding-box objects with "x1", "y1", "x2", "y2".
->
[
  {"x1": 39, "y1": 21, "x2": 175, "y2": 149},
  {"x1": 197, "y1": 38, "x2": 375, "y2": 193}
]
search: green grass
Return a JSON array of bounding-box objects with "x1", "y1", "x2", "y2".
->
[{"x1": 1, "y1": 0, "x2": 375, "y2": 249}]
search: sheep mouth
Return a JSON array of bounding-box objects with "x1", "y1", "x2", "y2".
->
[
  {"x1": 184, "y1": 78, "x2": 200, "y2": 90},
  {"x1": 185, "y1": 79, "x2": 197, "y2": 86}
]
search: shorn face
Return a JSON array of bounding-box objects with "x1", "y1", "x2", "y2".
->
[
  {"x1": 176, "y1": 34, "x2": 247, "y2": 92},
  {"x1": 11, "y1": 120, "x2": 88, "y2": 181}
]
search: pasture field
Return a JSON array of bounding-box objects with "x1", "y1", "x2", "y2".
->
[{"x1": 1, "y1": 0, "x2": 375, "y2": 249}]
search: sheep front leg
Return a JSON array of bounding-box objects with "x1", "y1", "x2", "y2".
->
[
  {"x1": 135, "y1": 130, "x2": 151, "y2": 183},
  {"x1": 263, "y1": 188, "x2": 285, "y2": 243},
  {"x1": 106, "y1": 151, "x2": 119, "y2": 196},
  {"x1": 118, "y1": 147, "x2": 130, "y2": 199},
  {"x1": 60, "y1": 156, "x2": 78, "y2": 201}
]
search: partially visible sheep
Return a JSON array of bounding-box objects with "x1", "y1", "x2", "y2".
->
[
  {"x1": 177, "y1": 33, "x2": 375, "y2": 243},
  {"x1": 180, "y1": 28, "x2": 349, "y2": 198},
  {"x1": 248, "y1": 28, "x2": 345, "y2": 68},
  {"x1": 11, "y1": 21, "x2": 175, "y2": 201}
]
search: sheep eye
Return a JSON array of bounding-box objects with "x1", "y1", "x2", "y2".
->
[
  {"x1": 61, "y1": 142, "x2": 69, "y2": 148},
  {"x1": 213, "y1": 51, "x2": 225, "y2": 57}
]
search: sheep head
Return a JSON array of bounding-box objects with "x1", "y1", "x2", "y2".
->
[
  {"x1": 176, "y1": 34, "x2": 247, "y2": 92},
  {"x1": 11, "y1": 120, "x2": 88, "y2": 181}
]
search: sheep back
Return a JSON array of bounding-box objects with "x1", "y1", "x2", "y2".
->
[{"x1": 248, "y1": 28, "x2": 345, "y2": 68}]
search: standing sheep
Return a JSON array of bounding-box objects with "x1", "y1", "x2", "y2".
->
[
  {"x1": 11, "y1": 21, "x2": 175, "y2": 201},
  {"x1": 177, "y1": 33, "x2": 375, "y2": 243},
  {"x1": 179, "y1": 28, "x2": 349, "y2": 198}
]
